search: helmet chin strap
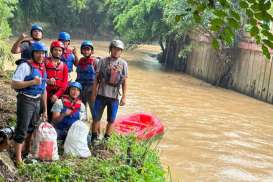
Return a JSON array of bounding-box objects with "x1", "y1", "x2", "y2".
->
[
  {"x1": 111, "y1": 55, "x2": 118, "y2": 59},
  {"x1": 32, "y1": 37, "x2": 42, "y2": 41},
  {"x1": 31, "y1": 34, "x2": 42, "y2": 41},
  {"x1": 32, "y1": 57, "x2": 42, "y2": 64},
  {"x1": 85, "y1": 53, "x2": 92, "y2": 58},
  {"x1": 52, "y1": 54, "x2": 61, "y2": 59}
]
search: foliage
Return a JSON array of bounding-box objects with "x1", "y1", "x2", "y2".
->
[
  {"x1": 10, "y1": 0, "x2": 110, "y2": 38},
  {"x1": 0, "y1": 0, "x2": 17, "y2": 70},
  {"x1": 107, "y1": 0, "x2": 273, "y2": 59},
  {"x1": 105, "y1": 0, "x2": 168, "y2": 43},
  {"x1": 178, "y1": 0, "x2": 273, "y2": 59},
  {"x1": 19, "y1": 134, "x2": 166, "y2": 182},
  {"x1": 68, "y1": 0, "x2": 88, "y2": 13}
]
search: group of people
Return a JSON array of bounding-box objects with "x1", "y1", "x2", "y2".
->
[{"x1": 11, "y1": 24, "x2": 128, "y2": 164}]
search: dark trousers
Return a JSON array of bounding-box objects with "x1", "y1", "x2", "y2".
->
[
  {"x1": 14, "y1": 94, "x2": 40, "y2": 143},
  {"x1": 47, "y1": 100, "x2": 54, "y2": 123}
]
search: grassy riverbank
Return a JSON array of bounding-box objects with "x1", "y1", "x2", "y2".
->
[{"x1": 18, "y1": 135, "x2": 166, "y2": 182}]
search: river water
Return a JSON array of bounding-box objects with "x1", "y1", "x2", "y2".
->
[
  {"x1": 118, "y1": 43, "x2": 273, "y2": 182},
  {"x1": 7, "y1": 40, "x2": 273, "y2": 182}
]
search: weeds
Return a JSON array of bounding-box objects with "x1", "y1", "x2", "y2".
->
[{"x1": 19, "y1": 134, "x2": 166, "y2": 182}]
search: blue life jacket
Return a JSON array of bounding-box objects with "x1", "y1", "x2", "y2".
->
[
  {"x1": 61, "y1": 48, "x2": 75, "y2": 72},
  {"x1": 76, "y1": 57, "x2": 96, "y2": 86},
  {"x1": 17, "y1": 60, "x2": 47, "y2": 96},
  {"x1": 56, "y1": 95, "x2": 81, "y2": 130}
]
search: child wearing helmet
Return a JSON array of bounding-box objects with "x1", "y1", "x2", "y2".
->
[
  {"x1": 11, "y1": 24, "x2": 45, "y2": 60},
  {"x1": 45, "y1": 40, "x2": 69, "y2": 122},
  {"x1": 76, "y1": 40, "x2": 99, "y2": 115},
  {"x1": 90, "y1": 40, "x2": 128, "y2": 143},
  {"x1": 11, "y1": 42, "x2": 48, "y2": 165},
  {"x1": 58, "y1": 32, "x2": 79, "y2": 79},
  {"x1": 51, "y1": 82, "x2": 86, "y2": 140}
]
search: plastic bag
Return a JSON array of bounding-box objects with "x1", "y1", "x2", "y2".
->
[
  {"x1": 64, "y1": 121, "x2": 91, "y2": 158},
  {"x1": 31, "y1": 122, "x2": 59, "y2": 161}
]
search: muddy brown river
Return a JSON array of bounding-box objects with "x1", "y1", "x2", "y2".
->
[{"x1": 6, "y1": 40, "x2": 273, "y2": 182}]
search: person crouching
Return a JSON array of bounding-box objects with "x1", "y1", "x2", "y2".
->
[{"x1": 51, "y1": 82, "x2": 86, "y2": 140}]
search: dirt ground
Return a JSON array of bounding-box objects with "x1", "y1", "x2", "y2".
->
[
  {"x1": 0, "y1": 73, "x2": 17, "y2": 128},
  {"x1": 0, "y1": 72, "x2": 20, "y2": 181}
]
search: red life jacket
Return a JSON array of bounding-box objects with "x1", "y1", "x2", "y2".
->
[
  {"x1": 62, "y1": 95, "x2": 81, "y2": 114},
  {"x1": 45, "y1": 58, "x2": 65, "y2": 90},
  {"x1": 30, "y1": 60, "x2": 46, "y2": 77},
  {"x1": 78, "y1": 57, "x2": 96, "y2": 67},
  {"x1": 63, "y1": 48, "x2": 72, "y2": 59},
  {"x1": 56, "y1": 95, "x2": 82, "y2": 130},
  {"x1": 76, "y1": 57, "x2": 96, "y2": 85}
]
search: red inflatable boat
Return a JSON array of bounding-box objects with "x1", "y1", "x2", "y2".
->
[{"x1": 114, "y1": 113, "x2": 164, "y2": 140}]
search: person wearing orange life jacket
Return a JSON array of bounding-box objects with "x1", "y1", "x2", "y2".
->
[
  {"x1": 91, "y1": 40, "x2": 128, "y2": 143},
  {"x1": 51, "y1": 82, "x2": 86, "y2": 140},
  {"x1": 11, "y1": 24, "x2": 45, "y2": 60},
  {"x1": 11, "y1": 42, "x2": 48, "y2": 165},
  {"x1": 45, "y1": 40, "x2": 69, "y2": 122},
  {"x1": 76, "y1": 40, "x2": 99, "y2": 115},
  {"x1": 58, "y1": 32, "x2": 79, "y2": 80}
]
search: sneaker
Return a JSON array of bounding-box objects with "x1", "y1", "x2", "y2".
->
[
  {"x1": 92, "y1": 138, "x2": 101, "y2": 147},
  {"x1": 24, "y1": 157, "x2": 38, "y2": 164},
  {"x1": 104, "y1": 134, "x2": 110, "y2": 141}
]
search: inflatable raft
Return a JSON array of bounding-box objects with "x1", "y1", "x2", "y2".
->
[{"x1": 114, "y1": 113, "x2": 164, "y2": 140}]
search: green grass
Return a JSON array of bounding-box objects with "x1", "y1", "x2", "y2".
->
[
  {"x1": 19, "y1": 134, "x2": 167, "y2": 182},
  {"x1": 0, "y1": 176, "x2": 5, "y2": 182}
]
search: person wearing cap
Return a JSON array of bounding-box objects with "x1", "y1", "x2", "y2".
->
[
  {"x1": 51, "y1": 82, "x2": 86, "y2": 140},
  {"x1": 11, "y1": 24, "x2": 45, "y2": 60},
  {"x1": 90, "y1": 40, "x2": 128, "y2": 143},
  {"x1": 76, "y1": 40, "x2": 99, "y2": 115},
  {"x1": 58, "y1": 32, "x2": 79, "y2": 79},
  {"x1": 11, "y1": 42, "x2": 48, "y2": 165}
]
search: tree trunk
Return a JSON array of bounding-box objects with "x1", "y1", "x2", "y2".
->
[{"x1": 161, "y1": 33, "x2": 188, "y2": 71}]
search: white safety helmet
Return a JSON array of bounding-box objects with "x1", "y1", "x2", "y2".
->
[{"x1": 109, "y1": 40, "x2": 125, "y2": 50}]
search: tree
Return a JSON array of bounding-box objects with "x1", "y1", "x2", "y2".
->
[
  {"x1": 178, "y1": 0, "x2": 273, "y2": 59},
  {"x1": 0, "y1": 0, "x2": 18, "y2": 70},
  {"x1": 105, "y1": 0, "x2": 168, "y2": 43},
  {"x1": 105, "y1": 0, "x2": 195, "y2": 69},
  {"x1": 10, "y1": 0, "x2": 111, "y2": 38}
]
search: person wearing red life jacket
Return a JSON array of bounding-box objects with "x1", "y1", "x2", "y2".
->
[
  {"x1": 76, "y1": 40, "x2": 99, "y2": 115},
  {"x1": 58, "y1": 32, "x2": 79, "y2": 80},
  {"x1": 45, "y1": 40, "x2": 69, "y2": 122},
  {"x1": 11, "y1": 42, "x2": 47, "y2": 165},
  {"x1": 51, "y1": 82, "x2": 86, "y2": 140},
  {"x1": 91, "y1": 40, "x2": 128, "y2": 144}
]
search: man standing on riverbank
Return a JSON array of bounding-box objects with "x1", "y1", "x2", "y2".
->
[
  {"x1": 58, "y1": 32, "x2": 79, "y2": 80},
  {"x1": 45, "y1": 40, "x2": 69, "y2": 122},
  {"x1": 11, "y1": 24, "x2": 44, "y2": 60},
  {"x1": 11, "y1": 42, "x2": 47, "y2": 165},
  {"x1": 91, "y1": 40, "x2": 128, "y2": 143}
]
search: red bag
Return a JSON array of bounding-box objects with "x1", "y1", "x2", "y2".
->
[{"x1": 31, "y1": 122, "x2": 59, "y2": 161}]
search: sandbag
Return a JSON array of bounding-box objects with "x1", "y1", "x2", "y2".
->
[
  {"x1": 64, "y1": 121, "x2": 91, "y2": 158},
  {"x1": 31, "y1": 122, "x2": 59, "y2": 161}
]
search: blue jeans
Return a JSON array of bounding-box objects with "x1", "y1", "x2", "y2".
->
[{"x1": 92, "y1": 95, "x2": 119, "y2": 123}]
